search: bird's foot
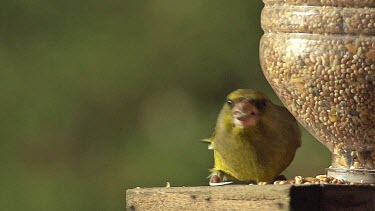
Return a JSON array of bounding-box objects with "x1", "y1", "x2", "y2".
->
[
  {"x1": 209, "y1": 172, "x2": 233, "y2": 186},
  {"x1": 274, "y1": 175, "x2": 287, "y2": 181}
]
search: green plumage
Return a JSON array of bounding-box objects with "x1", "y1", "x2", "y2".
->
[{"x1": 207, "y1": 89, "x2": 301, "y2": 183}]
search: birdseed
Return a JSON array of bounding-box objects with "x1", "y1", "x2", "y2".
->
[{"x1": 260, "y1": 2, "x2": 375, "y2": 170}]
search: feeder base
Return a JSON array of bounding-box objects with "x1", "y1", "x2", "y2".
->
[{"x1": 326, "y1": 168, "x2": 375, "y2": 184}]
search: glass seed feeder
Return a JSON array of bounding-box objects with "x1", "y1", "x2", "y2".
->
[{"x1": 260, "y1": 0, "x2": 375, "y2": 183}]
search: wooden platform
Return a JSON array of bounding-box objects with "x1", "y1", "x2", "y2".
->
[{"x1": 126, "y1": 184, "x2": 375, "y2": 210}]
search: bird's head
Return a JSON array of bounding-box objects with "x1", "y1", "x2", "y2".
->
[{"x1": 225, "y1": 89, "x2": 269, "y2": 128}]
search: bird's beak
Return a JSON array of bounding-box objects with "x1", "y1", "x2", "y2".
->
[{"x1": 232, "y1": 100, "x2": 259, "y2": 127}]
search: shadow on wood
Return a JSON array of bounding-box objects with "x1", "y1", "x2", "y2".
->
[{"x1": 126, "y1": 184, "x2": 375, "y2": 210}]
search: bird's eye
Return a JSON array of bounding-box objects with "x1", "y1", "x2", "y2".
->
[
  {"x1": 255, "y1": 100, "x2": 266, "y2": 110},
  {"x1": 227, "y1": 100, "x2": 233, "y2": 105}
]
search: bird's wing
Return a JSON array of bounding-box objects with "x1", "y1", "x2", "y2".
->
[
  {"x1": 200, "y1": 130, "x2": 215, "y2": 150},
  {"x1": 277, "y1": 105, "x2": 302, "y2": 147}
]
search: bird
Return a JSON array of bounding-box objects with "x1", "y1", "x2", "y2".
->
[{"x1": 204, "y1": 89, "x2": 301, "y2": 185}]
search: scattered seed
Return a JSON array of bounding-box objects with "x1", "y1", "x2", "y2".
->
[
  {"x1": 295, "y1": 176, "x2": 303, "y2": 184},
  {"x1": 272, "y1": 175, "x2": 367, "y2": 185}
]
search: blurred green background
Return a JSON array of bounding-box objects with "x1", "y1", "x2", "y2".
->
[{"x1": 1, "y1": 0, "x2": 331, "y2": 210}]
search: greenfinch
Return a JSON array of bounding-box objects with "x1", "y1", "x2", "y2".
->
[{"x1": 205, "y1": 89, "x2": 301, "y2": 185}]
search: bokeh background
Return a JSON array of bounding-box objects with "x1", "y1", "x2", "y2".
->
[{"x1": 2, "y1": 0, "x2": 331, "y2": 210}]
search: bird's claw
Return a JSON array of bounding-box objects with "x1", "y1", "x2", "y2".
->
[
  {"x1": 209, "y1": 181, "x2": 233, "y2": 186},
  {"x1": 209, "y1": 172, "x2": 233, "y2": 186}
]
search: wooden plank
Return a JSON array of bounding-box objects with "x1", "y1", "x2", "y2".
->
[
  {"x1": 322, "y1": 185, "x2": 375, "y2": 210},
  {"x1": 290, "y1": 185, "x2": 321, "y2": 210},
  {"x1": 126, "y1": 185, "x2": 291, "y2": 211},
  {"x1": 125, "y1": 184, "x2": 375, "y2": 211}
]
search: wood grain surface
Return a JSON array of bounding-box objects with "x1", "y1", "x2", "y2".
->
[{"x1": 126, "y1": 184, "x2": 375, "y2": 211}]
